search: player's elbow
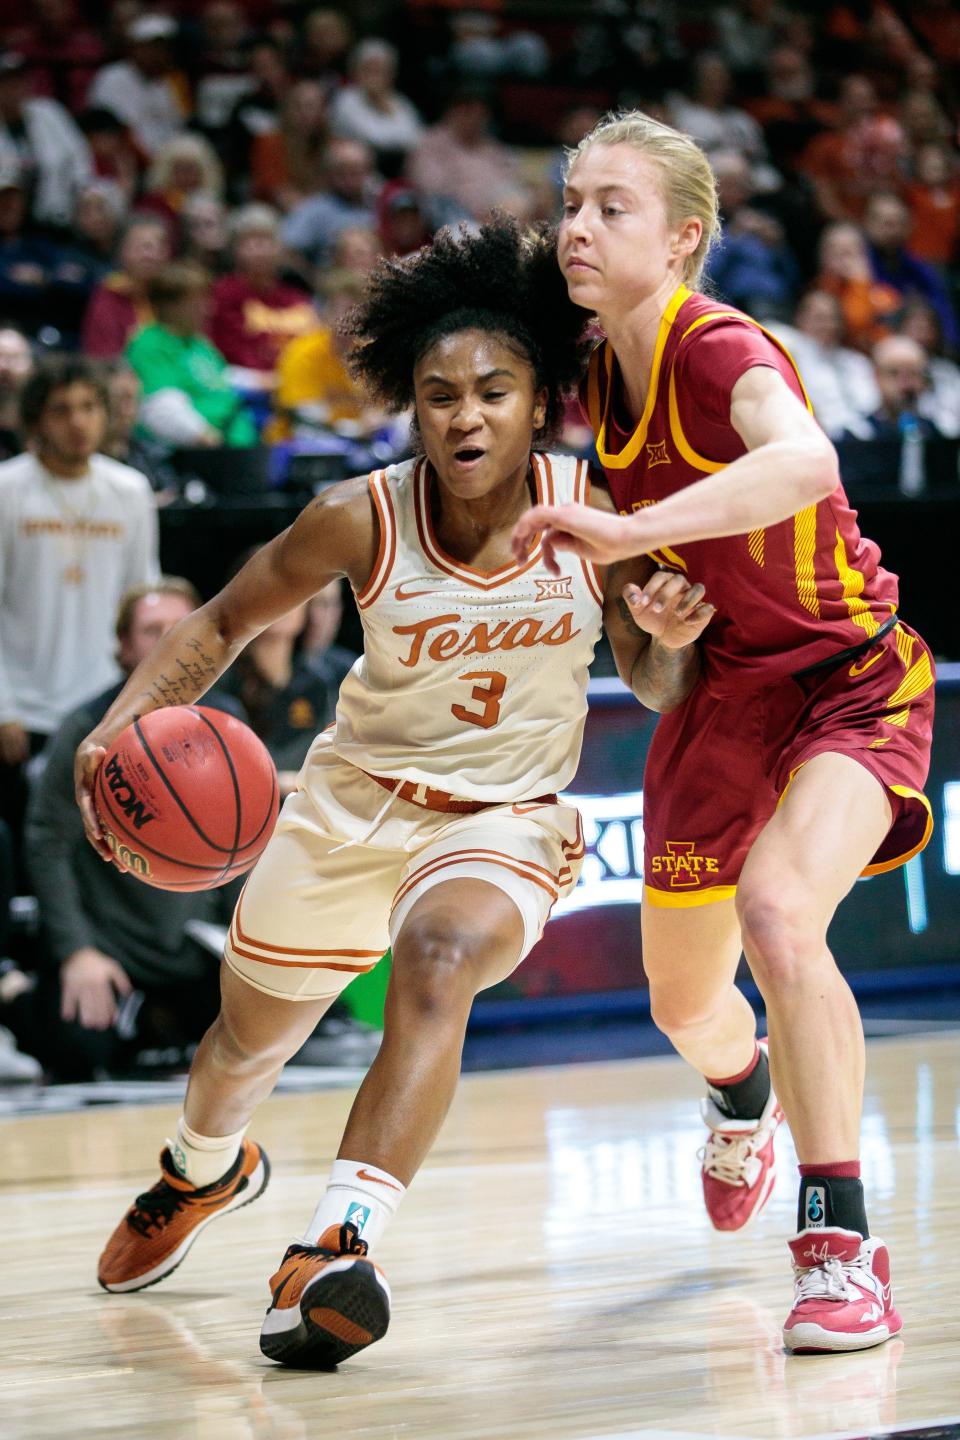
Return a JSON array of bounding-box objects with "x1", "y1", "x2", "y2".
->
[{"x1": 801, "y1": 436, "x2": 840, "y2": 504}]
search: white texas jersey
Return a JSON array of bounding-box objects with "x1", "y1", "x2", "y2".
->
[{"x1": 329, "y1": 452, "x2": 604, "y2": 802}]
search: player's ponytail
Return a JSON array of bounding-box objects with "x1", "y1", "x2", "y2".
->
[{"x1": 567, "y1": 111, "x2": 720, "y2": 287}]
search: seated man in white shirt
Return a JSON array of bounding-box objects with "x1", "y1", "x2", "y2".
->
[{"x1": 87, "y1": 16, "x2": 186, "y2": 161}]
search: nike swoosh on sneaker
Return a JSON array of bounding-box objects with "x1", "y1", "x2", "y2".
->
[{"x1": 356, "y1": 1169, "x2": 403, "y2": 1190}]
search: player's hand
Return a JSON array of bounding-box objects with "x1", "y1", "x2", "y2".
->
[
  {"x1": 0, "y1": 720, "x2": 29, "y2": 766},
  {"x1": 620, "y1": 572, "x2": 716, "y2": 650},
  {"x1": 511, "y1": 502, "x2": 646, "y2": 573},
  {"x1": 74, "y1": 736, "x2": 114, "y2": 862},
  {"x1": 60, "y1": 947, "x2": 132, "y2": 1030}
]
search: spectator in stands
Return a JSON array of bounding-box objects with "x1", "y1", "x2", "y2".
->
[
  {"x1": 769, "y1": 290, "x2": 879, "y2": 439},
  {"x1": 141, "y1": 133, "x2": 225, "y2": 238},
  {"x1": 70, "y1": 181, "x2": 126, "y2": 273},
  {"x1": 179, "y1": 194, "x2": 230, "y2": 276},
  {"x1": 375, "y1": 185, "x2": 429, "y2": 258},
  {"x1": 704, "y1": 150, "x2": 799, "y2": 318},
  {"x1": 223, "y1": 39, "x2": 289, "y2": 188},
  {"x1": 0, "y1": 51, "x2": 92, "y2": 231},
  {"x1": 668, "y1": 52, "x2": 779, "y2": 192},
  {"x1": 209, "y1": 204, "x2": 316, "y2": 384},
  {"x1": 332, "y1": 223, "x2": 382, "y2": 274},
  {"x1": 300, "y1": 8, "x2": 353, "y2": 95},
  {"x1": 0, "y1": 163, "x2": 113, "y2": 348},
  {"x1": 863, "y1": 190, "x2": 958, "y2": 352},
  {"x1": 21, "y1": 578, "x2": 239, "y2": 1081},
  {"x1": 329, "y1": 39, "x2": 423, "y2": 177},
  {"x1": 745, "y1": 44, "x2": 836, "y2": 169},
  {"x1": 272, "y1": 268, "x2": 380, "y2": 439},
  {"x1": 0, "y1": 358, "x2": 158, "y2": 865},
  {"x1": 445, "y1": 10, "x2": 549, "y2": 82},
  {"x1": 87, "y1": 15, "x2": 189, "y2": 161},
  {"x1": 0, "y1": 164, "x2": 57, "y2": 336},
  {"x1": 0, "y1": 326, "x2": 32, "y2": 460},
  {"x1": 899, "y1": 88, "x2": 951, "y2": 151},
  {"x1": 712, "y1": 0, "x2": 782, "y2": 75},
  {"x1": 854, "y1": 334, "x2": 943, "y2": 440},
  {"x1": 302, "y1": 577, "x2": 356, "y2": 688},
  {"x1": 798, "y1": 74, "x2": 906, "y2": 222},
  {"x1": 900, "y1": 300, "x2": 960, "y2": 438},
  {"x1": 252, "y1": 79, "x2": 329, "y2": 214},
  {"x1": 45, "y1": 183, "x2": 128, "y2": 347},
  {"x1": 78, "y1": 108, "x2": 139, "y2": 205},
  {"x1": 904, "y1": 143, "x2": 960, "y2": 268},
  {"x1": 281, "y1": 136, "x2": 380, "y2": 270},
  {"x1": 81, "y1": 215, "x2": 170, "y2": 359},
  {"x1": 101, "y1": 360, "x2": 177, "y2": 494},
  {"x1": 2, "y1": 0, "x2": 104, "y2": 116},
  {"x1": 126, "y1": 260, "x2": 257, "y2": 448},
  {"x1": 218, "y1": 551, "x2": 344, "y2": 796},
  {"x1": 192, "y1": 0, "x2": 252, "y2": 138},
  {"x1": 814, "y1": 221, "x2": 903, "y2": 352},
  {"x1": 407, "y1": 86, "x2": 525, "y2": 224}
]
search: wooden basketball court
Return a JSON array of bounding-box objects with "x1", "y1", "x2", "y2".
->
[{"x1": 3, "y1": 1032, "x2": 959, "y2": 1440}]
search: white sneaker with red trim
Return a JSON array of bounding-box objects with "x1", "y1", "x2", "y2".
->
[
  {"x1": 783, "y1": 1226, "x2": 902, "y2": 1353},
  {"x1": 699, "y1": 1042, "x2": 784, "y2": 1232}
]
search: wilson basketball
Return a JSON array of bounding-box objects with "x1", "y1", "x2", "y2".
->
[{"x1": 94, "y1": 706, "x2": 280, "y2": 891}]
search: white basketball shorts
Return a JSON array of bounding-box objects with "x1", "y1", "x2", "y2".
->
[{"x1": 223, "y1": 734, "x2": 584, "y2": 1000}]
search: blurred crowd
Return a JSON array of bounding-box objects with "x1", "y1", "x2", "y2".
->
[{"x1": 0, "y1": 0, "x2": 959, "y2": 1083}]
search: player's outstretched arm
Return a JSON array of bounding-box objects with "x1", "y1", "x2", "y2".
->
[
  {"x1": 74, "y1": 476, "x2": 378, "y2": 854},
  {"x1": 512, "y1": 368, "x2": 838, "y2": 570}
]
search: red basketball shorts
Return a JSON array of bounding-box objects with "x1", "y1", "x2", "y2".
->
[{"x1": 642, "y1": 619, "x2": 935, "y2": 909}]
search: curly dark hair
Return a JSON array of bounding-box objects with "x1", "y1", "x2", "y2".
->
[{"x1": 347, "y1": 217, "x2": 591, "y2": 442}]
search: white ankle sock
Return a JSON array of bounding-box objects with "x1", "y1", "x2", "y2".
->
[
  {"x1": 303, "y1": 1159, "x2": 406, "y2": 1250},
  {"x1": 169, "y1": 1118, "x2": 246, "y2": 1187}
]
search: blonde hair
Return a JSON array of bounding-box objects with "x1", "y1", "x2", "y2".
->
[
  {"x1": 146, "y1": 133, "x2": 225, "y2": 201},
  {"x1": 566, "y1": 110, "x2": 720, "y2": 286}
]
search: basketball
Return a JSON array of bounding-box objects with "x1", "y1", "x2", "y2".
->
[{"x1": 94, "y1": 706, "x2": 280, "y2": 891}]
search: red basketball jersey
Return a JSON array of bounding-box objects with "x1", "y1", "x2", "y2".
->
[{"x1": 580, "y1": 284, "x2": 900, "y2": 696}]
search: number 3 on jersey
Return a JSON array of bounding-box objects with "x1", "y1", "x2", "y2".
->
[{"x1": 451, "y1": 670, "x2": 506, "y2": 729}]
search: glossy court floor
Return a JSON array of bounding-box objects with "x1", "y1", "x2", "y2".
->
[{"x1": 2, "y1": 1032, "x2": 959, "y2": 1440}]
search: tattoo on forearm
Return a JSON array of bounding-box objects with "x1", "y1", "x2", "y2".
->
[
  {"x1": 632, "y1": 638, "x2": 700, "y2": 712},
  {"x1": 143, "y1": 640, "x2": 219, "y2": 709}
]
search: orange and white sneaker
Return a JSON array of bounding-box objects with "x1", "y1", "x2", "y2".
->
[
  {"x1": 98, "y1": 1139, "x2": 270, "y2": 1293},
  {"x1": 783, "y1": 1227, "x2": 903, "y2": 1353},
  {"x1": 700, "y1": 1042, "x2": 784, "y2": 1232},
  {"x1": 260, "y1": 1222, "x2": 391, "y2": 1368}
]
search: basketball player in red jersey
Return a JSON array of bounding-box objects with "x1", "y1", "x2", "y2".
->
[
  {"x1": 74, "y1": 220, "x2": 715, "y2": 1368},
  {"x1": 512, "y1": 113, "x2": 934, "y2": 1354}
]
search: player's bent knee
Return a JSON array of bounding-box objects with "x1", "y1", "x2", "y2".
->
[
  {"x1": 391, "y1": 923, "x2": 505, "y2": 1019},
  {"x1": 649, "y1": 988, "x2": 722, "y2": 1041},
  {"x1": 736, "y1": 889, "x2": 823, "y2": 990}
]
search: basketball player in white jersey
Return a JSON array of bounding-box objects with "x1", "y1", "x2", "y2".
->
[{"x1": 75, "y1": 220, "x2": 715, "y2": 1368}]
